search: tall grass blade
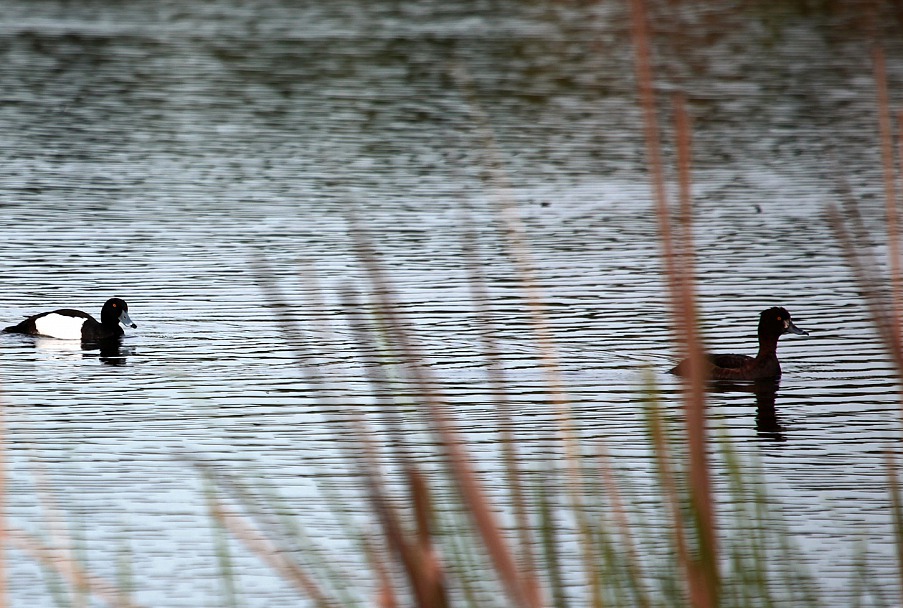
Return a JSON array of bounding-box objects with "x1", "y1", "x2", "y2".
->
[
  {"x1": 252, "y1": 259, "x2": 407, "y2": 602},
  {"x1": 205, "y1": 479, "x2": 240, "y2": 608},
  {"x1": 826, "y1": 46, "x2": 903, "y2": 606},
  {"x1": 114, "y1": 539, "x2": 135, "y2": 608},
  {"x1": 0, "y1": 395, "x2": 6, "y2": 608},
  {"x1": 348, "y1": 223, "x2": 542, "y2": 608},
  {"x1": 361, "y1": 534, "x2": 399, "y2": 608},
  {"x1": 453, "y1": 65, "x2": 600, "y2": 607},
  {"x1": 340, "y1": 287, "x2": 453, "y2": 607},
  {"x1": 873, "y1": 46, "x2": 903, "y2": 330},
  {"x1": 886, "y1": 449, "x2": 903, "y2": 602},
  {"x1": 642, "y1": 382, "x2": 690, "y2": 604},
  {"x1": 204, "y1": 492, "x2": 338, "y2": 607},
  {"x1": 460, "y1": 219, "x2": 541, "y2": 601},
  {"x1": 192, "y1": 456, "x2": 365, "y2": 605},
  {"x1": 534, "y1": 468, "x2": 567, "y2": 608},
  {"x1": 594, "y1": 441, "x2": 651, "y2": 608},
  {"x1": 6, "y1": 529, "x2": 142, "y2": 608},
  {"x1": 408, "y1": 465, "x2": 449, "y2": 608},
  {"x1": 630, "y1": 0, "x2": 718, "y2": 604}
]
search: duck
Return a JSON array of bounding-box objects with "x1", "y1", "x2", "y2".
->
[
  {"x1": 669, "y1": 306, "x2": 808, "y2": 381},
  {"x1": 3, "y1": 297, "x2": 137, "y2": 342}
]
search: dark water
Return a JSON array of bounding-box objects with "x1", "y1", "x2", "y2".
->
[{"x1": 0, "y1": 1, "x2": 902, "y2": 605}]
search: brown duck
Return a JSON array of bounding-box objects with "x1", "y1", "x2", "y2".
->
[{"x1": 670, "y1": 307, "x2": 808, "y2": 381}]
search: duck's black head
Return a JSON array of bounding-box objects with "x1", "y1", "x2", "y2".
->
[
  {"x1": 101, "y1": 298, "x2": 137, "y2": 329},
  {"x1": 758, "y1": 307, "x2": 807, "y2": 338}
]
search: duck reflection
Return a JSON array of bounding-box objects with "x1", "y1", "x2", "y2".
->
[
  {"x1": 29, "y1": 336, "x2": 133, "y2": 365},
  {"x1": 83, "y1": 337, "x2": 133, "y2": 366},
  {"x1": 711, "y1": 378, "x2": 784, "y2": 441}
]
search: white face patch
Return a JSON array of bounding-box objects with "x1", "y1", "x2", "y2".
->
[{"x1": 34, "y1": 313, "x2": 87, "y2": 340}]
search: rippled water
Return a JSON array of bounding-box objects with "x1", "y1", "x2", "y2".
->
[{"x1": 0, "y1": 0, "x2": 902, "y2": 605}]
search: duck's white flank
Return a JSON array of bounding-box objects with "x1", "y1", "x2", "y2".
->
[{"x1": 33, "y1": 314, "x2": 86, "y2": 340}]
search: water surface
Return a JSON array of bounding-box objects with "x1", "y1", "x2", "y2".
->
[{"x1": 0, "y1": 1, "x2": 902, "y2": 605}]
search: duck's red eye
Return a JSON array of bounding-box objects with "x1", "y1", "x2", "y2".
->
[{"x1": 776, "y1": 315, "x2": 782, "y2": 321}]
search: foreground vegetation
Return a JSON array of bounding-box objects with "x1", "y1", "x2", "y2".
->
[{"x1": 4, "y1": 1, "x2": 903, "y2": 607}]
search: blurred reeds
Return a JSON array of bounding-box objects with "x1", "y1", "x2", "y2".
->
[
  {"x1": 828, "y1": 40, "x2": 903, "y2": 608},
  {"x1": 189, "y1": 13, "x2": 903, "y2": 608},
  {"x1": 3, "y1": 2, "x2": 903, "y2": 607}
]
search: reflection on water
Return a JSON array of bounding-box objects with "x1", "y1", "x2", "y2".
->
[
  {"x1": 0, "y1": 0, "x2": 900, "y2": 605},
  {"x1": 756, "y1": 403, "x2": 785, "y2": 442},
  {"x1": 89, "y1": 338, "x2": 133, "y2": 366},
  {"x1": 31, "y1": 337, "x2": 84, "y2": 354},
  {"x1": 709, "y1": 378, "x2": 787, "y2": 441},
  {"x1": 753, "y1": 387, "x2": 785, "y2": 442},
  {"x1": 712, "y1": 379, "x2": 786, "y2": 441},
  {"x1": 33, "y1": 335, "x2": 132, "y2": 366}
]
